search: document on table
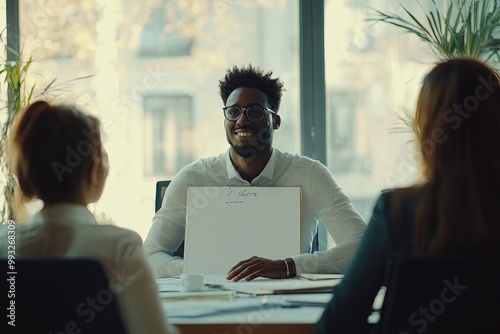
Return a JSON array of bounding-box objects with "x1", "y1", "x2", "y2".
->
[
  {"x1": 229, "y1": 279, "x2": 341, "y2": 295},
  {"x1": 156, "y1": 277, "x2": 235, "y2": 301},
  {"x1": 260, "y1": 293, "x2": 333, "y2": 307},
  {"x1": 157, "y1": 275, "x2": 341, "y2": 301},
  {"x1": 165, "y1": 298, "x2": 270, "y2": 318},
  {"x1": 203, "y1": 275, "x2": 341, "y2": 295},
  {"x1": 156, "y1": 277, "x2": 182, "y2": 292},
  {"x1": 164, "y1": 293, "x2": 333, "y2": 318},
  {"x1": 159, "y1": 276, "x2": 336, "y2": 319},
  {"x1": 159, "y1": 290, "x2": 235, "y2": 301},
  {"x1": 299, "y1": 273, "x2": 344, "y2": 281}
]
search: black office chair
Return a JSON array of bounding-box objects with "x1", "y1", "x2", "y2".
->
[
  {"x1": 311, "y1": 224, "x2": 321, "y2": 253},
  {"x1": 0, "y1": 258, "x2": 127, "y2": 334},
  {"x1": 155, "y1": 180, "x2": 171, "y2": 213},
  {"x1": 373, "y1": 254, "x2": 500, "y2": 334},
  {"x1": 155, "y1": 180, "x2": 184, "y2": 258}
]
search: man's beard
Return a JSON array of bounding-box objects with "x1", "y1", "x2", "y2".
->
[{"x1": 227, "y1": 128, "x2": 272, "y2": 159}]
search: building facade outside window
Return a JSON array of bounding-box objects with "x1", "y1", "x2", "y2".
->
[
  {"x1": 10, "y1": 0, "x2": 299, "y2": 238},
  {"x1": 143, "y1": 94, "x2": 193, "y2": 176},
  {"x1": 2, "y1": 0, "x2": 441, "y2": 241}
]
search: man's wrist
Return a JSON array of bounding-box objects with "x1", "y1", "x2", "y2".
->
[
  {"x1": 279, "y1": 259, "x2": 288, "y2": 279},
  {"x1": 284, "y1": 258, "x2": 296, "y2": 278}
]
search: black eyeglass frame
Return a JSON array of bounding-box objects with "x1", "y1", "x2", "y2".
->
[{"x1": 222, "y1": 105, "x2": 276, "y2": 123}]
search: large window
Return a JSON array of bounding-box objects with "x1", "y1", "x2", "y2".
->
[
  {"x1": 325, "y1": 0, "x2": 436, "y2": 221},
  {"x1": 4, "y1": 0, "x2": 443, "y2": 242},
  {"x1": 327, "y1": 90, "x2": 368, "y2": 175},
  {"x1": 11, "y1": 0, "x2": 300, "y2": 239}
]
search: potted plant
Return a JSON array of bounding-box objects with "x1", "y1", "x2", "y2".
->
[
  {"x1": 370, "y1": 0, "x2": 500, "y2": 66},
  {"x1": 0, "y1": 35, "x2": 56, "y2": 223},
  {"x1": 369, "y1": 0, "x2": 500, "y2": 133}
]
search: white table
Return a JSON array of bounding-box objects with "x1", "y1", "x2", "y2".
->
[
  {"x1": 163, "y1": 294, "x2": 329, "y2": 334},
  {"x1": 158, "y1": 276, "x2": 334, "y2": 334}
]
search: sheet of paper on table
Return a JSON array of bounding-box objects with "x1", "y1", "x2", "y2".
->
[
  {"x1": 203, "y1": 275, "x2": 342, "y2": 295},
  {"x1": 156, "y1": 275, "x2": 341, "y2": 299},
  {"x1": 165, "y1": 298, "x2": 272, "y2": 318},
  {"x1": 159, "y1": 290, "x2": 235, "y2": 301},
  {"x1": 163, "y1": 293, "x2": 333, "y2": 318},
  {"x1": 156, "y1": 277, "x2": 182, "y2": 292},
  {"x1": 299, "y1": 273, "x2": 345, "y2": 281},
  {"x1": 281, "y1": 293, "x2": 334, "y2": 307},
  {"x1": 158, "y1": 276, "x2": 336, "y2": 318}
]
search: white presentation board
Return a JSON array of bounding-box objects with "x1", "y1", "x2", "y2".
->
[{"x1": 184, "y1": 187, "x2": 301, "y2": 275}]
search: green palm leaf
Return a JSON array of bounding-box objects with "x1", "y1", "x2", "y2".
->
[{"x1": 368, "y1": 0, "x2": 500, "y2": 66}]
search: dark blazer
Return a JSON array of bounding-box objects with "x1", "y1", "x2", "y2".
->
[{"x1": 316, "y1": 189, "x2": 418, "y2": 334}]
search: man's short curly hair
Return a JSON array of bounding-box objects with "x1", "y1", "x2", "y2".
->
[{"x1": 219, "y1": 64, "x2": 284, "y2": 112}]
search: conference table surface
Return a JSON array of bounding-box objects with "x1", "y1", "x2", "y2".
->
[{"x1": 158, "y1": 275, "x2": 336, "y2": 334}]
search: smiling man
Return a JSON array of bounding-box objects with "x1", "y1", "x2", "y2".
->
[{"x1": 144, "y1": 64, "x2": 366, "y2": 281}]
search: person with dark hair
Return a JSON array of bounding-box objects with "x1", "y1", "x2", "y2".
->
[
  {"x1": 316, "y1": 58, "x2": 500, "y2": 333},
  {"x1": 144, "y1": 64, "x2": 366, "y2": 281},
  {"x1": 0, "y1": 101, "x2": 178, "y2": 334}
]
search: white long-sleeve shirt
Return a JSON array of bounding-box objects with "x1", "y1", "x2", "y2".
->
[
  {"x1": 0, "y1": 204, "x2": 178, "y2": 334},
  {"x1": 144, "y1": 148, "x2": 367, "y2": 278}
]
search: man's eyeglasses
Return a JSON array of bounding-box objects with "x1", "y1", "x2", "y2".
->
[{"x1": 223, "y1": 106, "x2": 276, "y2": 123}]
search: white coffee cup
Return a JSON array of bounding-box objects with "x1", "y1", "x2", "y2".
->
[{"x1": 180, "y1": 273, "x2": 204, "y2": 291}]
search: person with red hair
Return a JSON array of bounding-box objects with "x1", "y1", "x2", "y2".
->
[
  {"x1": 1, "y1": 100, "x2": 178, "y2": 334},
  {"x1": 317, "y1": 58, "x2": 500, "y2": 333}
]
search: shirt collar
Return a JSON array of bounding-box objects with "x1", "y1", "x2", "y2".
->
[
  {"x1": 225, "y1": 148, "x2": 279, "y2": 182},
  {"x1": 31, "y1": 204, "x2": 98, "y2": 226}
]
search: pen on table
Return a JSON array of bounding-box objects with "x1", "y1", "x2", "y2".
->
[
  {"x1": 260, "y1": 296, "x2": 327, "y2": 308},
  {"x1": 204, "y1": 284, "x2": 226, "y2": 289}
]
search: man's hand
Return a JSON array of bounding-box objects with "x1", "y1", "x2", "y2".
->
[{"x1": 226, "y1": 256, "x2": 285, "y2": 281}]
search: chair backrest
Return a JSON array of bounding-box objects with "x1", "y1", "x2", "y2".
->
[
  {"x1": 376, "y1": 254, "x2": 500, "y2": 334},
  {"x1": 155, "y1": 180, "x2": 171, "y2": 212},
  {"x1": 155, "y1": 180, "x2": 184, "y2": 257},
  {"x1": 311, "y1": 228, "x2": 319, "y2": 253},
  {"x1": 0, "y1": 258, "x2": 127, "y2": 334}
]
